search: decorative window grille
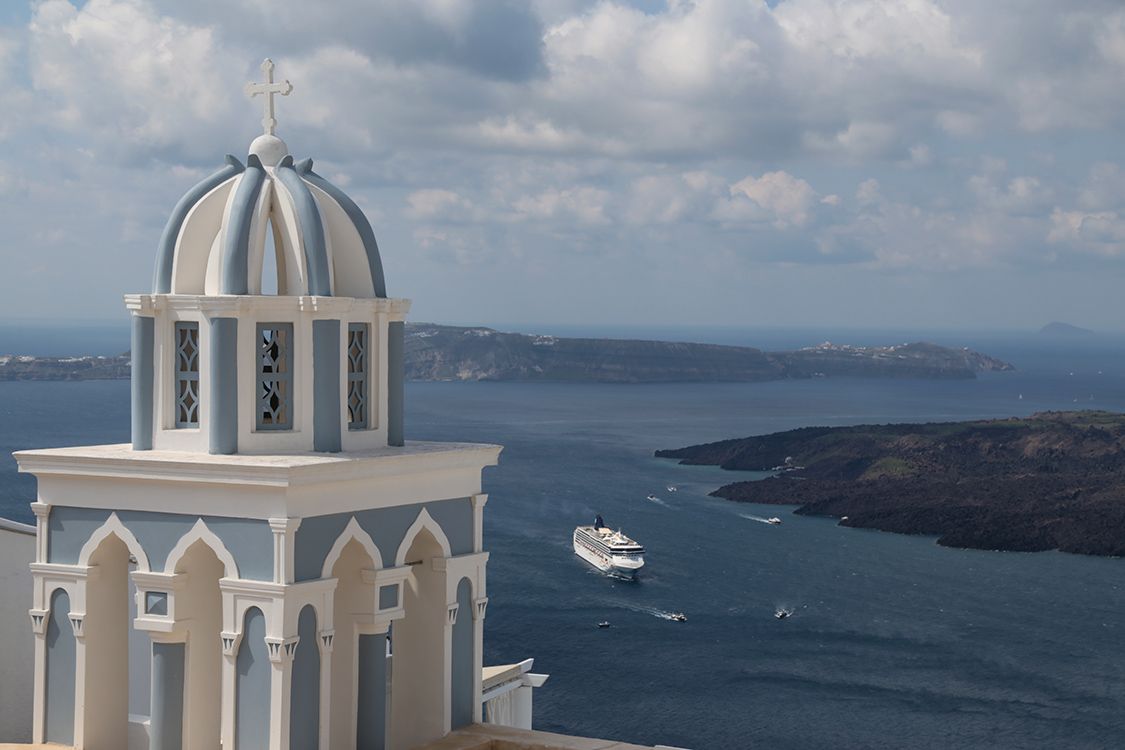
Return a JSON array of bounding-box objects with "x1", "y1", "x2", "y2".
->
[
  {"x1": 174, "y1": 322, "x2": 199, "y2": 427},
  {"x1": 347, "y1": 323, "x2": 369, "y2": 429},
  {"x1": 257, "y1": 323, "x2": 293, "y2": 430}
]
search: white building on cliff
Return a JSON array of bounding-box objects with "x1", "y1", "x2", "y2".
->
[
  {"x1": 2, "y1": 60, "x2": 683, "y2": 750},
  {"x1": 12, "y1": 59, "x2": 503, "y2": 750}
]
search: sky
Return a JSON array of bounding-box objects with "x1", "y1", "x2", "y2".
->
[{"x1": 1, "y1": 0, "x2": 1125, "y2": 332}]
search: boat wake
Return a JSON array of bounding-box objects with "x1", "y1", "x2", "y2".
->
[
  {"x1": 739, "y1": 513, "x2": 779, "y2": 524},
  {"x1": 626, "y1": 604, "x2": 687, "y2": 621},
  {"x1": 646, "y1": 494, "x2": 672, "y2": 508}
]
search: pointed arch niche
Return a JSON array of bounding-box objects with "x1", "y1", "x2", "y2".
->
[
  {"x1": 163, "y1": 519, "x2": 240, "y2": 579},
  {"x1": 391, "y1": 514, "x2": 451, "y2": 749}
]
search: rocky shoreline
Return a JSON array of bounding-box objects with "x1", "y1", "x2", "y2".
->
[{"x1": 657, "y1": 411, "x2": 1125, "y2": 557}]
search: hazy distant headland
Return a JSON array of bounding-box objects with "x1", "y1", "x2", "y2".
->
[
  {"x1": 402, "y1": 323, "x2": 1012, "y2": 382},
  {"x1": 658, "y1": 411, "x2": 1125, "y2": 557},
  {"x1": 0, "y1": 322, "x2": 1015, "y2": 383},
  {"x1": 1039, "y1": 321, "x2": 1095, "y2": 338}
]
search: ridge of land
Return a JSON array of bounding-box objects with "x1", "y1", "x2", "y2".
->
[
  {"x1": 657, "y1": 411, "x2": 1125, "y2": 557},
  {"x1": 402, "y1": 324, "x2": 1012, "y2": 383},
  {"x1": 0, "y1": 324, "x2": 1014, "y2": 383}
]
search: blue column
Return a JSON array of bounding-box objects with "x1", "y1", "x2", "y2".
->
[
  {"x1": 209, "y1": 317, "x2": 238, "y2": 455},
  {"x1": 44, "y1": 589, "x2": 75, "y2": 746},
  {"x1": 131, "y1": 316, "x2": 154, "y2": 450},
  {"x1": 149, "y1": 642, "x2": 185, "y2": 750},
  {"x1": 387, "y1": 321, "x2": 404, "y2": 447},
  {"x1": 290, "y1": 606, "x2": 320, "y2": 749},
  {"x1": 313, "y1": 319, "x2": 341, "y2": 452}
]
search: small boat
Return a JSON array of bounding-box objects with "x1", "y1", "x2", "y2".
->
[
  {"x1": 767, "y1": 518, "x2": 781, "y2": 525},
  {"x1": 647, "y1": 494, "x2": 656, "y2": 500},
  {"x1": 667, "y1": 486, "x2": 677, "y2": 492},
  {"x1": 670, "y1": 612, "x2": 687, "y2": 622},
  {"x1": 775, "y1": 608, "x2": 792, "y2": 619},
  {"x1": 598, "y1": 621, "x2": 611, "y2": 628}
]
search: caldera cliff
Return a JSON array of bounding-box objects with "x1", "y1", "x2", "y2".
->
[{"x1": 657, "y1": 411, "x2": 1125, "y2": 557}]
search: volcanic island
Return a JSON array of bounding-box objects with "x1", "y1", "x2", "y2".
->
[{"x1": 658, "y1": 411, "x2": 1125, "y2": 557}]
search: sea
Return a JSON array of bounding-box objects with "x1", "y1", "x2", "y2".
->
[{"x1": 2, "y1": 323, "x2": 1125, "y2": 749}]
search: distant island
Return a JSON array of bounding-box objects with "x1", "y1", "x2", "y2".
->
[
  {"x1": 1039, "y1": 321, "x2": 1095, "y2": 337},
  {"x1": 402, "y1": 324, "x2": 1012, "y2": 382},
  {"x1": 657, "y1": 411, "x2": 1125, "y2": 557},
  {"x1": 0, "y1": 323, "x2": 1014, "y2": 383}
]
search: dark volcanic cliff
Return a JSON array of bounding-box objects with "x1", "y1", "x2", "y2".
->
[{"x1": 657, "y1": 411, "x2": 1125, "y2": 557}]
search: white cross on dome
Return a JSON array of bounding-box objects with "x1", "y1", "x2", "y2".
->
[{"x1": 245, "y1": 58, "x2": 293, "y2": 137}]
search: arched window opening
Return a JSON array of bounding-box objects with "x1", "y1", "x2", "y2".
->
[{"x1": 261, "y1": 218, "x2": 280, "y2": 295}]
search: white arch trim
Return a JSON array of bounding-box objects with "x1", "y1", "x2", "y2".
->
[
  {"x1": 320, "y1": 516, "x2": 383, "y2": 579},
  {"x1": 394, "y1": 507, "x2": 453, "y2": 567},
  {"x1": 163, "y1": 518, "x2": 240, "y2": 578},
  {"x1": 77, "y1": 511, "x2": 151, "y2": 572}
]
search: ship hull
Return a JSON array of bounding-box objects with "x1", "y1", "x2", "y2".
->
[{"x1": 573, "y1": 531, "x2": 645, "y2": 578}]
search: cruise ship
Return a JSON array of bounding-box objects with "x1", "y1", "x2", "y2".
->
[{"x1": 573, "y1": 515, "x2": 645, "y2": 578}]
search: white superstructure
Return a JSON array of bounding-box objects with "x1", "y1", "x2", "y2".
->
[{"x1": 573, "y1": 517, "x2": 645, "y2": 578}]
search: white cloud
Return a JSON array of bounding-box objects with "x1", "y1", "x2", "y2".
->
[
  {"x1": 728, "y1": 171, "x2": 819, "y2": 229},
  {"x1": 1, "y1": 0, "x2": 1125, "y2": 329},
  {"x1": 405, "y1": 188, "x2": 472, "y2": 220}
]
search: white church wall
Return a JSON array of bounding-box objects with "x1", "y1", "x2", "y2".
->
[{"x1": 0, "y1": 517, "x2": 35, "y2": 743}]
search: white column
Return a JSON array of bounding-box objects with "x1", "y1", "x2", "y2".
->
[
  {"x1": 316, "y1": 628, "x2": 334, "y2": 750},
  {"x1": 269, "y1": 518, "x2": 302, "y2": 585},
  {"x1": 265, "y1": 635, "x2": 298, "y2": 750},
  {"x1": 470, "y1": 494, "x2": 487, "y2": 554},
  {"x1": 27, "y1": 507, "x2": 52, "y2": 744},
  {"x1": 471, "y1": 597, "x2": 488, "y2": 724},
  {"x1": 29, "y1": 601, "x2": 48, "y2": 744},
  {"x1": 31, "y1": 502, "x2": 50, "y2": 563}
]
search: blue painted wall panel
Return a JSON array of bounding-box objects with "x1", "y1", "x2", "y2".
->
[
  {"x1": 209, "y1": 317, "x2": 239, "y2": 455},
  {"x1": 292, "y1": 498, "x2": 475, "y2": 581},
  {"x1": 387, "y1": 322, "x2": 404, "y2": 447},
  {"x1": 313, "y1": 319, "x2": 342, "y2": 453},
  {"x1": 290, "y1": 606, "x2": 320, "y2": 750},
  {"x1": 379, "y1": 585, "x2": 398, "y2": 611},
  {"x1": 48, "y1": 508, "x2": 272, "y2": 581},
  {"x1": 236, "y1": 608, "x2": 270, "y2": 750},
  {"x1": 356, "y1": 633, "x2": 386, "y2": 750},
  {"x1": 451, "y1": 578, "x2": 474, "y2": 730},
  {"x1": 149, "y1": 642, "x2": 185, "y2": 750},
  {"x1": 131, "y1": 315, "x2": 154, "y2": 451},
  {"x1": 45, "y1": 588, "x2": 75, "y2": 746}
]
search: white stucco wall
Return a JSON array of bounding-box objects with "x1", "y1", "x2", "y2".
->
[{"x1": 0, "y1": 517, "x2": 35, "y2": 743}]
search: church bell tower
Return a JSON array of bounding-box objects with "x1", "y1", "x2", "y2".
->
[{"x1": 17, "y1": 60, "x2": 499, "y2": 750}]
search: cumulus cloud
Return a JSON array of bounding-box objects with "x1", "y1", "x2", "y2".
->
[{"x1": 1, "y1": 0, "x2": 1125, "y2": 327}]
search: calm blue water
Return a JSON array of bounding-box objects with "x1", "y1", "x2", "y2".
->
[{"x1": 2, "y1": 329, "x2": 1124, "y2": 748}]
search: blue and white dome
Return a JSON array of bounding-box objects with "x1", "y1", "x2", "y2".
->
[{"x1": 152, "y1": 143, "x2": 387, "y2": 299}]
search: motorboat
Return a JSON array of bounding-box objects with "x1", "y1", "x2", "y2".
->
[{"x1": 767, "y1": 518, "x2": 781, "y2": 525}]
